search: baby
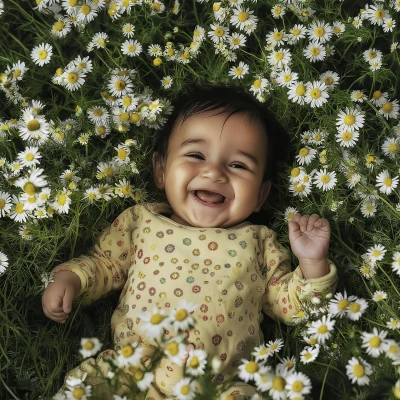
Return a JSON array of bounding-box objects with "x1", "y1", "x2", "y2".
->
[{"x1": 42, "y1": 85, "x2": 338, "y2": 399}]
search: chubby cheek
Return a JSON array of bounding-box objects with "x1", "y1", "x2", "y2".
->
[{"x1": 232, "y1": 180, "x2": 261, "y2": 211}]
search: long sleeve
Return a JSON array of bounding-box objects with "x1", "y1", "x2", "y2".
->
[
  {"x1": 51, "y1": 206, "x2": 138, "y2": 304},
  {"x1": 261, "y1": 228, "x2": 337, "y2": 325}
]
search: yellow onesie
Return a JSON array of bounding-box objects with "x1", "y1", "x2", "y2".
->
[{"x1": 52, "y1": 202, "x2": 338, "y2": 399}]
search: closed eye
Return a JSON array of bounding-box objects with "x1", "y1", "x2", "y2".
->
[
  {"x1": 186, "y1": 153, "x2": 204, "y2": 160},
  {"x1": 230, "y1": 163, "x2": 248, "y2": 170}
]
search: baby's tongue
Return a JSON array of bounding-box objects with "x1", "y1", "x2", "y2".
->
[{"x1": 195, "y1": 190, "x2": 224, "y2": 203}]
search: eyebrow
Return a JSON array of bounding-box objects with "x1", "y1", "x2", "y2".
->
[{"x1": 180, "y1": 138, "x2": 259, "y2": 166}]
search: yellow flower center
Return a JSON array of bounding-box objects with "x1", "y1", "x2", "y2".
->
[
  {"x1": 338, "y1": 299, "x2": 349, "y2": 311},
  {"x1": 275, "y1": 51, "x2": 283, "y2": 61},
  {"x1": 13, "y1": 69, "x2": 22, "y2": 78},
  {"x1": 57, "y1": 194, "x2": 67, "y2": 206},
  {"x1": 299, "y1": 148, "x2": 309, "y2": 157},
  {"x1": 115, "y1": 80, "x2": 126, "y2": 91},
  {"x1": 317, "y1": 324, "x2": 328, "y2": 334},
  {"x1": 119, "y1": 112, "x2": 129, "y2": 122},
  {"x1": 375, "y1": 9, "x2": 384, "y2": 19},
  {"x1": 383, "y1": 178, "x2": 392, "y2": 187},
  {"x1": 382, "y1": 102, "x2": 393, "y2": 113},
  {"x1": 366, "y1": 155, "x2": 375, "y2": 163},
  {"x1": 15, "y1": 203, "x2": 24, "y2": 214},
  {"x1": 153, "y1": 57, "x2": 162, "y2": 66},
  {"x1": 291, "y1": 167, "x2": 300, "y2": 177},
  {"x1": 349, "y1": 303, "x2": 360, "y2": 313},
  {"x1": 311, "y1": 47, "x2": 320, "y2": 56},
  {"x1": 235, "y1": 67, "x2": 243, "y2": 75},
  {"x1": 38, "y1": 50, "x2": 48, "y2": 60},
  {"x1": 215, "y1": 27, "x2": 224, "y2": 37},
  {"x1": 0, "y1": 199, "x2": 5, "y2": 209},
  {"x1": 167, "y1": 341, "x2": 179, "y2": 356},
  {"x1": 68, "y1": 73, "x2": 78, "y2": 84},
  {"x1": 121, "y1": 185, "x2": 131, "y2": 195},
  {"x1": 213, "y1": 4, "x2": 220, "y2": 11},
  {"x1": 283, "y1": 74, "x2": 292, "y2": 82},
  {"x1": 54, "y1": 21, "x2": 64, "y2": 31},
  {"x1": 118, "y1": 148, "x2": 127, "y2": 160},
  {"x1": 292, "y1": 381, "x2": 304, "y2": 393},
  {"x1": 72, "y1": 387, "x2": 85, "y2": 399},
  {"x1": 304, "y1": 353, "x2": 312, "y2": 360},
  {"x1": 315, "y1": 27, "x2": 325, "y2": 37},
  {"x1": 121, "y1": 344, "x2": 134, "y2": 358},
  {"x1": 245, "y1": 361, "x2": 259, "y2": 373},
  {"x1": 152, "y1": 3, "x2": 160, "y2": 11},
  {"x1": 84, "y1": 340, "x2": 94, "y2": 350},
  {"x1": 253, "y1": 79, "x2": 261, "y2": 89},
  {"x1": 368, "y1": 51, "x2": 377, "y2": 59},
  {"x1": 272, "y1": 376, "x2": 286, "y2": 391},
  {"x1": 130, "y1": 113, "x2": 140, "y2": 123},
  {"x1": 273, "y1": 31, "x2": 283, "y2": 41},
  {"x1": 286, "y1": 361, "x2": 294, "y2": 368},
  {"x1": 190, "y1": 356, "x2": 200, "y2": 368},
  {"x1": 150, "y1": 313, "x2": 164, "y2": 324},
  {"x1": 321, "y1": 175, "x2": 330, "y2": 184},
  {"x1": 369, "y1": 336, "x2": 381, "y2": 348},
  {"x1": 296, "y1": 84, "x2": 305, "y2": 96},
  {"x1": 25, "y1": 153, "x2": 35, "y2": 162},
  {"x1": 309, "y1": 337, "x2": 318, "y2": 345},
  {"x1": 134, "y1": 369, "x2": 144, "y2": 381},
  {"x1": 238, "y1": 11, "x2": 248, "y2": 22},
  {"x1": 24, "y1": 182, "x2": 36, "y2": 195},
  {"x1": 274, "y1": 6, "x2": 282, "y2": 14},
  {"x1": 81, "y1": 4, "x2": 91, "y2": 14},
  {"x1": 388, "y1": 143, "x2": 398, "y2": 153},
  {"x1": 294, "y1": 184, "x2": 305, "y2": 192},
  {"x1": 180, "y1": 385, "x2": 190, "y2": 395},
  {"x1": 353, "y1": 364, "x2": 365, "y2": 377},
  {"x1": 296, "y1": 310, "x2": 304, "y2": 318},
  {"x1": 310, "y1": 89, "x2": 321, "y2": 99},
  {"x1": 232, "y1": 38, "x2": 240, "y2": 45},
  {"x1": 292, "y1": 28, "x2": 300, "y2": 36},
  {"x1": 342, "y1": 131, "x2": 352, "y2": 141},
  {"x1": 28, "y1": 196, "x2": 36, "y2": 204},
  {"x1": 372, "y1": 90, "x2": 381, "y2": 100},
  {"x1": 27, "y1": 120, "x2": 40, "y2": 131},
  {"x1": 324, "y1": 77, "x2": 333, "y2": 85},
  {"x1": 175, "y1": 309, "x2": 188, "y2": 321}
]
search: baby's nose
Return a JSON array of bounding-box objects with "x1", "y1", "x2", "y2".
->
[{"x1": 200, "y1": 163, "x2": 228, "y2": 182}]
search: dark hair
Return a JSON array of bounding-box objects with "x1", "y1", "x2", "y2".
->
[{"x1": 154, "y1": 84, "x2": 289, "y2": 182}]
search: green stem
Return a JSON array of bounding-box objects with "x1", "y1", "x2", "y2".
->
[
  {"x1": 313, "y1": 361, "x2": 346, "y2": 378},
  {"x1": 0, "y1": 374, "x2": 19, "y2": 400},
  {"x1": 319, "y1": 357, "x2": 333, "y2": 400},
  {"x1": 377, "y1": 264, "x2": 400, "y2": 298}
]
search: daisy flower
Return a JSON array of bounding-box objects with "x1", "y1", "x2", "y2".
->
[
  {"x1": 320, "y1": 71, "x2": 339, "y2": 89},
  {"x1": 15, "y1": 167, "x2": 48, "y2": 195},
  {"x1": 163, "y1": 337, "x2": 187, "y2": 365},
  {"x1": 300, "y1": 345, "x2": 319, "y2": 364},
  {"x1": 73, "y1": 55, "x2": 93, "y2": 73},
  {"x1": 91, "y1": 32, "x2": 109, "y2": 49},
  {"x1": 230, "y1": 7, "x2": 258, "y2": 31},
  {"x1": 131, "y1": 368, "x2": 154, "y2": 391},
  {"x1": 381, "y1": 137, "x2": 399, "y2": 159},
  {"x1": 313, "y1": 169, "x2": 337, "y2": 191},
  {"x1": 76, "y1": 3, "x2": 98, "y2": 23},
  {"x1": 391, "y1": 252, "x2": 400, "y2": 275},
  {"x1": 329, "y1": 291, "x2": 357, "y2": 318},
  {"x1": 266, "y1": 338, "x2": 284, "y2": 354},
  {"x1": 0, "y1": 191, "x2": 12, "y2": 217},
  {"x1": 263, "y1": 364, "x2": 290, "y2": 399},
  {"x1": 276, "y1": 67, "x2": 298, "y2": 87},
  {"x1": 79, "y1": 338, "x2": 102, "y2": 358},
  {"x1": 208, "y1": 23, "x2": 228, "y2": 44},
  {"x1": 346, "y1": 357, "x2": 373, "y2": 386},
  {"x1": 376, "y1": 170, "x2": 399, "y2": 194},
  {"x1": 267, "y1": 48, "x2": 292, "y2": 69},
  {"x1": 52, "y1": 189, "x2": 72, "y2": 214},
  {"x1": 228, "y1": 61, "x2": 249, "y2": 80},
  {"x1": 336, "y1": 130, "x2": 359, "y2": 148},
  {"x1": 305, "y1": 81, "x2": 329, "y2": 108},
  {"x1": 227, "y1": 32, "x2": 247, "y2": 50},
  {"x1": 364, "y1": 4, "x2": 389, "y2": 26},
  {"x1": 292, "y1": 309, "x2": 308, "y2": 324},
  {"x1": 383, "y1": 340, "x2": 400, "y2": 360},
  {"x1": 116, "y1": 342, "x2": 143, "y2": 367},
  {"x1": 168, "y1": 300, "x2": 197, "y2": 331},
  {"x1": 383, "y1": 17, "x2": 396, "y2": 32},
  {"x1": 366, "y1": 244, "x2": 387, "y2": 263},
  {"x1": 122, "y1": 23, "x2": 135, "y2": 37},
  {"x1": 147, "y1": 43, "x2": 162, "y2": 57},
  {"x1": 295, "y1": 147, "x2": 317, "y2": 165},
  {"x1": 266, "y1": 28, "x2": 287, "y2": 48},
  {"x1": 114, "y1": 178, "x2": 133, "y2": 198},
  {"x1": 186, "y1": 349, "x2": 207, "y2": 376},
  {"x1": 6, "y1": 61, "x2": 28, "y2": 81},
  {"x1": 31, "y1": 43, "x2": 53, "y2": 66},
  {"x1": 138, "y1": 307, "x2": 168, "y2": 341},
  {"x1": 332, "y1": 21, "x2": 345, "y2": 36},
  {"x1": 8, "y1": 195, "x2": 30, "y2": 223},
  {"x1": 161, "y1": 75, "x2": 173, "y2": 89},
  {"x1": 307, "y1": 315, "x2": 336, "y2": 344},
  {"x1": 281, "y1": 356, "x2": 296, "y2": 370},
  {"x1": 172, "y1": 377, "x2": 197, "y2": 400},
  {"x1": 289, "y1": 181, "x2": 312, "y2": 198},
  {"x1": 307, "y1": 20, "x2": 332, "y2": 43},
  {"x1": 62, "y1": 67, "x2": 86, "y2": 91},
  {"x1": 372, "y1": 290, "x2": 387, "y2": 302},
  {"x1": 351, "y1": 90, "x2": 366, "y2": 103},
  {"x1": 287, "y1": 81, "x2": 306, "y2": 105},
  {"x1": 249, "y1": 77, "x2": 269, "y2": 96},
  {"x1": 193, "y1": 25, "x2": 205, "y2": 42},
  {"x1": 379, "y1": 99, "x2": 400, "y2": 119},
  {"x1": 17, "y1": 146, "x2": 41, "y2": 168},
  {"x1": 361, "y1": 328, "x2": 387, "y2": 357},
  {"x1": 363, "y1": 48, "x2": 383, "y2": 64},
  {"x1": 252, "y1": 344, "x2": 272, "y2": 363},
  {"x1": 387, "y1": 317, "x2": 400, "y2": 330},
  {"x1": 108, "y1": 75, "x2": 133, "y2": 98},
  {"x1": 238, "y1": 359, "x2": 262, "y2": 383},
  {"x1": 121, "y1": 39, "x2": 142, "y2": 57},
  {"x1": 287, "y1": 23, "x2": 306, "y2": 44},
  {"x1": 284, "y1": 206, "x2": 298, "y2": 222},
  {"x1": 0, "y1": 251, "x2": 9, "y2": 275},
  {"x1": 336, "y1": 107, "x2": 365, "y2": 133},
  {"x1": 370, "y1": 90, "x2": 388, "y2": 107},
  {"x1": 303, "y1": 42, "x2": 326, "y2": 62},
  {"x1": 83, "y1": 187, "x2": 100, "y2": 203},
  {"x1": 347, "y1": 297, "x2": 368, "y2": 321},
  {"x1": 87, "y1": 106, "x2": 109, "y2": 125},
  {"x1": 271, "y1": 4, "x2": 285, "y2": 19},
  {"x1": 285, "y1": 371, "x2": 312, "y2": 399},
  {"x1": 64, "y1": 384, "x2": 92, "y2": 400},
  {"x1": 18, "y1": 108, "x2": 49, "y2": 143}
]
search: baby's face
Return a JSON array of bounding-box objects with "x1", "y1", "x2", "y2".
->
[{"x1": 154, "y1": 110, "x2": 271, "y2": 228}]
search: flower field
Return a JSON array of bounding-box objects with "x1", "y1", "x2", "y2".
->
[{"x1": 1, "y1": 0, "x2": 400, "y2": 399}]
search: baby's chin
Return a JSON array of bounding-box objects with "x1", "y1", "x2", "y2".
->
[{"x1": 171, "y1": 213, "x2": 243, "y2": 229}]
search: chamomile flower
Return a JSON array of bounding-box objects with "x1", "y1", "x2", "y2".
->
[
  {"x1": 276, "y1": 67, "x2": 298, "y2": 87},
  {"x1": 361, "y1": 328, "x2": 387, "y2": 357},
  {"x1": 230, "y1": 7, "x2": 258, "y2": 31},
  {"x1": 238, "y1": 359, "x2": 261, "y2": 383},
  {"x1": 138, "y1": 307, "x2": 168, "y2": 341},
  {"x1": 52, "y1": 189, "x2": 72, "y2": 214},
  {"x1": 114, "y1": 178, "x2": 134, "y2": 198},
  {"x1": 0, "y1": 251, "x2": 9, "y2": 275},
  {"x1": 364, "y1": 4, "x2": 389, "y2": 26},
  {"x1": 18, "y1": 109, "x2": 49, "y2": 143},
  {"x1": 79, "y1": 338, "x2": 102, "y2": 358},
  {"x1": 249, "y1": 77, "x2": 269, "y2": 96},
  {"x1": 168, "y1": 300, "x2": 197, "y2": 331},
  {"x1": 383, "y1": 17, "x2": 396, "y2": 32},
  {"x1": 31, "y1": 43, "x2": 53, "y2": 66},
  {"x1": 285, "y1": 371, "x2": 312, "y2": 399},
  {"x1": 252, "y1": 344, "x2": 272, "y2": 362},
  {"x1": 289, "y1": 181, "x2": 312, "y2": 198},
  {"x1": 226, "y1": 32, "x2": 246, "y2": 50},
  {"x1": 121, "y1": 39, "x2": 142, "y2": 57},
  {"x1": 359, "y1": 263, "x2": 376, "y2": 279},
  {"x1": 376, "y1": 170, "x2": 399, "y2": 194},
  {"x1": 295, "y1": 147, "x2": 317, "y2": 165},
  {"x1": 267, "y1": 48, "x2": 292, "y2": 69},
  {"x1": 336, "y1": 130, "x2": 359, "y2": 148},
  {"x1": 287, "y1": 24, "x2": 306, "y2": 44},
  {"x1": 320, "y1": 71, "x2": 339, "y2": 89},
  {"x1": 119, "y1": 93, "x2": 139, "y2": 112},
  {"x1": 381, "y1": 137, "x2": 399, "y2": 159},
  {"x1": 313, "y1": 169, "x2": 337, "y2": 191},
  {"x1": 347, "y1": 297, "x2": 368, "y2": 321},
  {"x1": 87, "y1": 106, "x2": 109, "y2": 125},
  {"x1": 62, "y1": 67, "x2": 86, "y2": 91},
  {"x1": 329, "y1": 291, "x2": 357, "y2": 318},
  {"x1": 300, "y1": 345, "x2": 320, "y2": 364},
  {"x1": 122, "y1": 23, "x2": 135, "y2": 37},
  {"x1": 161, "y1": 75, "x2": 173, "y2": 89},
  {"x1": 76, "y1": 2, "x2": 98, "y2": 23},
  {"x1": 266, "y1": 28, "x2": 287, "y2": 48},
  {"x1": 271, "y1": 4, "x2": 285, "y2": 19},
  {"x1": 391, "y1": 252, "x2": 400, "y2": 275},
  {"x1": 266, "y1": 338, "x2": 284, "y2": 354},
  {"x1": 208, "y1": 23, "x2": 229, "y2": 44},
  {"x1": 17, "y1": 146, "x2": 41, "y2": 168},
  {"x1": 284, "y1": 206, "x2": 298, "y2": 222},
  {"x1": 379, "y1": 99, "x2": 400, "y2": 119},
  {"x1": 346, "y1": 357, "x2": 373, "y2": 386},
  {"x1": 8, "y1": 195, "x2": 29, "y2": 223},
  {"x1": 15, "y1": 167, "x2": 48, "y2": 195},
  {"x1": 83, "y1": 187, "x2": 99, "y2": 204},
  {"x1": 307, "y1": 20, "x2": 332, "y2": 43},
  {"x1": 65, "y1": 384, "x2": 92, "y2": 400},
  {"x1": 387, "y1": 317, "x2": 400, "y2": 330},
  {"x1": 263, "y1": 364, "x2": 290, "y2": 399},
  {"x1": 131, "y1": 368, "x2": 154, "y2": 391},
  {"x1": 163, "y1": 337, "x2": 187, "y2": 365},
  {"x1": 372, "y1": 290, "x2": 387, "y2": 302},
  {"x1": 91, "y1": 32, "x2": 109, "y2": 49},
  {"x1": 229, "y1": 61, "x2": 249, "y2": 79},
  {"x1": 332, "y1": 21, "x2": 345, "y2": 36},
  {"x1": 108, "y1": 75, "x2": 133, "y2": 98},
  {"x1": 6, "y1": 61, "x2": 28, "y2": 81},
  {"x1": 51, "y1": 18, "x2": 72, "y2": 38},
  {"x1": 185, "y1": 349, "x2": 207, "y2": 376},
  {"x1": 305, "y1": 81, "x2": 329, "y2": 108},
  {"x1": 351, "y1": 90, "x2": 366, "y2": 103},
  {"x1": 172, "y1": 377, "x2": 197, "y2": 400},
  {"x1": 370, "y1": 90, "x2": 388, "y2": 107},
  {"x1": 287, "y1": 81, "x2": 306, "y2": 105},
  {"x1": 303, "y1": 42, "x2": 326, "y2": 62},
  {"x1": 336, "y1": 107, "x2": 365, "y2": 133},
  {"x1": 366, "y1": 244, "x2": 387, "y2": 263},
  {"x1": 383, "y1": 339, "x2": 400, "y2": 360},
  {"x1": 363, "y1": 48, "x2": 383, "y2": 64},
  {"x1": 0, "y1": 191, "x2": 12, "y2": 218},
  {"x1": 307, "y1": 315, "x2": 336, "y2": 344},
  {"x1": 116, "y1": 342, "x2": 143, "y2": 367}
]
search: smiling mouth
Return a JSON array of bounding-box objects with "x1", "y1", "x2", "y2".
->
[{"x1": 193, "y1": 190, "x2": 226, "y2": 205}]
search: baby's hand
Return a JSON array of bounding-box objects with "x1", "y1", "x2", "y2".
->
[
  {"x1": 41, "y1": 271, "x2": 81, "y2": 323},
  {"x1": 288, "y1": 213, "x2": 330, "y2": 278}
]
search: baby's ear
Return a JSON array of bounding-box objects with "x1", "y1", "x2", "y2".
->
[
  {"x1": 152, "y1": 152, "x2": 165, "y2": 190},
  {"x1": 254, "y1": 180, "x2": 271, "y2": 212}
]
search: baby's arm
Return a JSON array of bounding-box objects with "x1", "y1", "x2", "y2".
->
[
  {"x1": 42, "y1": 207, "x2": 137, "y2": 322},
  {"x1": 261, "y1": 227, "x2": 337, "y2": 324}
]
